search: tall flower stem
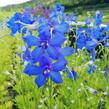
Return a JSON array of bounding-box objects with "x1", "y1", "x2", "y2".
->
[
  {"x1": 49, "y1": 79, "x2": 52, "y2": 109},
  {"x1": 17, "y1": 36, "x2": 28, "y2": 109}
]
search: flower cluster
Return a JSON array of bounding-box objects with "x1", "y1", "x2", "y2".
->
[
  {"x1": 65, "y1": 11, "x2": 109, "y2": 73},
  {"x1": 76, "y1": 11, "x2": 109, "y2": 61},
  {"x1": 7, "y1": 10, "x2": 36, "y2": 36},
  {"x1": 7, "y1": 4, "x2": 76, "y2": 88}
]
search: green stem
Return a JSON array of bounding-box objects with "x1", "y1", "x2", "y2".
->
[
  {"x1": 18, "y1": 37, "x2": 28, "y2": 109},
  {"x1": 49, "y1": 79, "x2": 52, "y2": 109}
]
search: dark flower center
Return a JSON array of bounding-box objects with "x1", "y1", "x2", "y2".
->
[
  {"x1": 43, "y1": 65, "x2": 52, "y2": 77},
  {"x1": 40, "y1": 41, "x2": 48, "y2": 49}
]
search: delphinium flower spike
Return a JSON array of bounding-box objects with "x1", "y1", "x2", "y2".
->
[
  {"x1": 6, "y1": 4, "x2": 75, "y2": 88},
  {"x1": 23, "y1": 6, "x2": 75, "y2": 87}
]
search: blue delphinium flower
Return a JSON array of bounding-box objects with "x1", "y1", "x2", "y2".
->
[
  {"x1": 23, "y1": 34, "x2": 74, "y2": 63},
  {"x1": 23, "y1": 34, "x2": 59, "y2": 61},
  {"x1": 7, "y1": 13, "x2": 22, "y2": 36},
  {"x1": 7, "y1": 10, "x2": 35, "y2": 36},
  {"x1": 51, "y1": 3, "x2": 64, "y2": 18},
  {"x1": 94, "y1": 11, "x2": 103, "y2": 26},
  {"x1": 24, "y1": 55, "x2": 67, "y2": 87}
]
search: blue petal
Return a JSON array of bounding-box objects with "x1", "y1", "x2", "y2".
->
[
  {"x1": 91, "y1": 49, "x2": 96, "y2": 62},
  {"x1": 35, "y1": 74, "x2": 47, "y2": 88},
  {"x1": 10, "y1": 26, "x2": 18, "y2": 35},
  {"x1": 39, "y1": 29, "x2": 51, "y2": 40},
  {"x1": 22, "y1": 28, "x2": 27, "y2": 34},
  {"x1": 38, "y1": 24, "x2": 51, "y2": 40},
  {"x1": 86, "y1": 40, "x2": 97, "y2": 50},
  {"x1": 86, "y1": 40, "x2": 97, "y2": 47},
  {"x1": 31, "y1": 47, "x2": 43, "y2": 63},
  {"x1": 76, "y1": 34, "x2": 86, "y2": 49},
  {"x1": 56, "y1": 22, "x2": 69, "y2": 33},
  {"x1": 7, "y1": 13, "x2": 22, "y2": 35},
  {"x1": 13, "y1": 13, "x2": 22, "y2": 20},
  {"x1": 72, "y1": 68, "x2": 77, "y2": 80},
  {"x1": 64, "y1": 67, "x2": 72, "y2": 79},
  {"x1": 65, "y1": 67, "x2": 77, "y2": 80},
  {"x1": 47, "y1": 46, "x2": 58, "y2": 60},
  {"x1": 39, "y1": 55, "x2": 52, "y2": 67},
  {"x1": 24, "y1": 64, "x2": 43, "y2": 76},
  {"x1": 50, "y1": 32, "x2": 66, "y2": 47},
  {"x1": 38, "y1": 24, "x2": 49, "y2": 33},
  {"x1": 52, "y1": 60, "x2": 67, "y2": 71},
  {"x1": 50, "y1": 71, "x2": 63, "y2": 84},
  {"x1": 22, "y1": 35, "x2": 40, "y2": 48},
  {"x1": 21, "y1": 14, "x2": 34, "y2": 24},
  {"x1": 23, "y1": 48, "x2": 31, "y2": 61},
  {"x1": 61, "y1": 47, "x2": 75, "y2": 56}
]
